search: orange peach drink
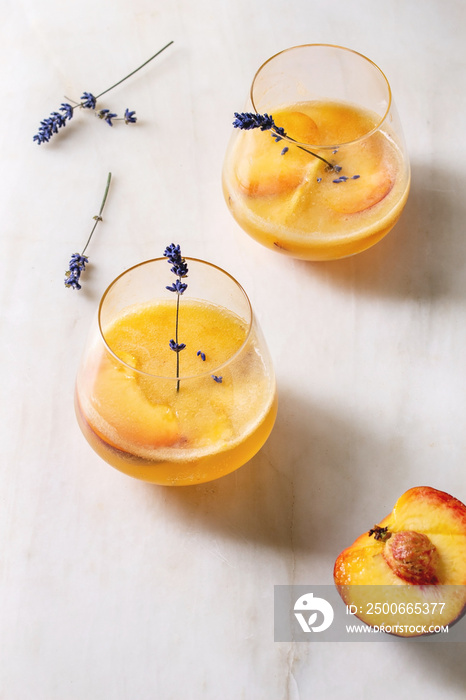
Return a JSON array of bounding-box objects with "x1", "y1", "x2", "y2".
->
[
  {"x1": 76, "y1": 298, "x2": 277, "y2": 485},
  {"x1": 223, "y1": 100, "x2": 410, "y2": 260}
]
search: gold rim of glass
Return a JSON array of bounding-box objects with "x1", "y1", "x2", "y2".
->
[
  {"x1": 250, "y1": 43, "x2": 393, "y2": 150},
  {"x1": 97, "y1": 257, "x2": 254, "y2": 381}
]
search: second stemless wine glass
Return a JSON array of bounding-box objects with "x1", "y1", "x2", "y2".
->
[
  {"x1": 75, "y1": 257, "x2": 277, "y2": 485},
  {"x1": 222, "y1": 44, "x2": 410, "y2": 260}
]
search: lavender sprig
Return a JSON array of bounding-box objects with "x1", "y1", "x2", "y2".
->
[
  {"x1": 164, "y1": 244, "x2": 189, "y2": 392},
  {"x1": 65, "y1": 172, "x2": 112, "y2": 290},
  {"x1": 34, "y1": 41, "x2": 173, "y2": 145},
  {"x1": 233, "y1": 111, "x2": 339, "y2": 171}
]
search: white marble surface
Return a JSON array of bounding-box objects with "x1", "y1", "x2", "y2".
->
[{"x1": 2, "y1": 0, "x2": 466, "y2": 697}]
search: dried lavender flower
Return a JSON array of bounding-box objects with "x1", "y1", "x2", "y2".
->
[
  {"x1": 64, "y1": 172, "x2": 112, "y2": 290},
  {"x1": 232, "y1": 110, "x2": 339, "y2": 171},
  {"x1": 164, "y1": 244, "x2": 189, "y2": 278},
  {"x1": 64, "y1": 253, "x2": 89, "y2": 290},
  {"x1": 165, "y1": 243, "x2": 189, "y2": 391},
  {"x1": 33, "y1": 41, "x2": 173, "y2": 144},
  {"x1": 97, "y1": 109, "x2": 117, "y2": 126},
  {"x1": 169, "y1": 340, "x2": 187, "y2": 352},
  {"x1": 233, "y1": 112, "x2": 285, "y2": 137},
  {"x1": 124, "y1": 109, "x2": 137, "y2": 124},
  {"x1": 80, "y1": 92, "x2": 97, "y2": 110},
  {"x1": 166, "y1": 279, "x2": 188, "y2": 295}
]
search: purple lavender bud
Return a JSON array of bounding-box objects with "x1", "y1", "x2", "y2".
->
[
  {"x1": 81, "y1": 92, "x2": 97, "y2": 109},
  {"x1": 60, "y1": 103, "x2": 74, "y2": 120},
  {"x1": 169, "y1": 340, "x2": 186, "y2": 353},
  {"x1": 124, "y1": 109, "x2": 137, "y2": 124},
  {"x1": 166, "y1": 279, "x2": 188, "y2": 295}
]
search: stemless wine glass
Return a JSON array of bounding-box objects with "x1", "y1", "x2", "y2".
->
[
  {"x1": 222, "y1": 44, "x2": 410, "y2": 260},
  {"x1": 75, "y1": 257, "x2": 277, "y2": 485}
]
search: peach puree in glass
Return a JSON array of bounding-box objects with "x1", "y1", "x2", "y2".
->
[
  {"x1": 223, "y1": 100, "x2": 410, "y2": 260},
  {"x1": 76, "y1": 299, "x2": 277, "y2": 485}
]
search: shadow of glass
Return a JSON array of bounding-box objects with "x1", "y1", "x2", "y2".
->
[
  {"x1": 154, "y1": 386, "x2": 399, "y2": 560},
  {"x1": 302, "y1": 162, "x2": 466, "y2": 301}
]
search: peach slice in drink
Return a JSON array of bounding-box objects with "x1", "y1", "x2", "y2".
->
[
  {"x1": 235, "y1": 111, "x2": 320, "y2": 197},
  {"x1": 322, "y1": 134, "x2": 395, "y2": 215},
  {"x1": 91, "y1": 352, "x2": 180, "y2": 449}
]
